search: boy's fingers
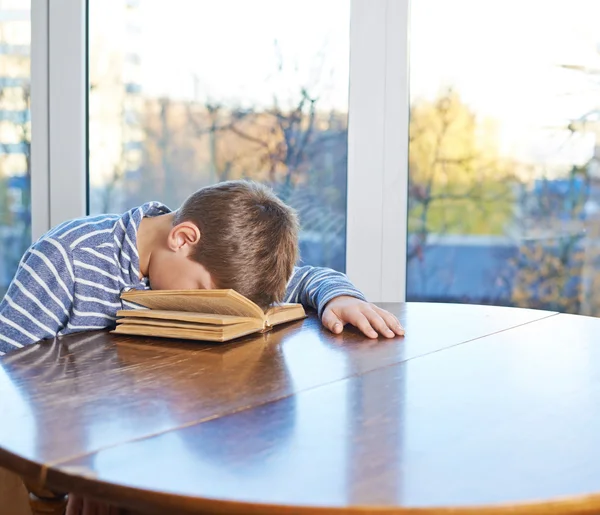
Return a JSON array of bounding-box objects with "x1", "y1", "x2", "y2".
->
[
  {"x1": 322, "y1": 309, "x2": 344, "y2": 334},
  {"x1": 352, "y1": 313, "x2": 378, "y2": 339},
  {"x1": 373, "y1": 306, "x2": 405, "y2": 336},
  {"x1": 364, "y1": 309, "x2": 396, "y2": 338}
]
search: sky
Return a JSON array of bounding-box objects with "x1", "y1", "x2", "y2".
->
[
  {"x1": 99, "y1": 0, "x2": 600, "y2": 167},
  {"x1": 137, "y1": 0, "x2": 350, "y2": 111},
  {"x1": 410, "y1": 0, "x2": 600, "y2": 167}
]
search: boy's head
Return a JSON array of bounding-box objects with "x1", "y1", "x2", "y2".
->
[{"x1": 148, "y1": 181, "x2": 299, "y2": 309}]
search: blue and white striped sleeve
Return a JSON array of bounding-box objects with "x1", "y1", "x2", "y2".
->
[
  {"x1": 0, "y1": 237, "x2": 74, "y2": 355},
  {"x1": 284, "y1": 266, "x2": 367, "y2": 317}
]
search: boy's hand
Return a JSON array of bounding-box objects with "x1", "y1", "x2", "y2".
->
[{"x1": 322, "y1": 296, "x2": 405, "y2": 339}]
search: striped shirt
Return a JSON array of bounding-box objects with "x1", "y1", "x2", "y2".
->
[{"x1": 0, "y1": 202, "x2": 365, "y2": 355}]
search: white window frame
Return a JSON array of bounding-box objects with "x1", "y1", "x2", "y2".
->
[
  {"x1": 31, "y1": 0, "x2": 87, "y2": 239},
  {"x1": 33, "y1": 0, "x2": 409, "y2": 303},
  {"x1": 30, "y1": 0, "x2": 49, "y2": 240},
  {"x1": 347, "y1": 0, "x2": 409, "y2": 302}
]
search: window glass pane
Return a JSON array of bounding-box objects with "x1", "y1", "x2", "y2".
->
[
  {"x1": 408, "y1": 0, "x2": 600, "y2": 314},
  {"x1": 0, "y1": 0, "x2": 30, "y2": 298},
  {"x1": 88, "y1": 0, "x2": 349, "y2": 271}
]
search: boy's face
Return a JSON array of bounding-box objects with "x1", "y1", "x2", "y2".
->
[
  {"x1": 147, "y1": 248, "x2": 216, "y2": 291},
  {"x1": 144, "y1": 218, "x2": 216, "y2": 291}
]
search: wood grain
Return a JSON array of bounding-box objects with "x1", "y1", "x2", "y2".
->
[
  {"x1": 1, "y1": 303, "x2": 584, "y2": 514},
  {"x1": 0, "y1": 303, "x2": 550, "y2": 474},
  {"x1": 39, "y1": 312, "x2": 600, "y2": 514}
]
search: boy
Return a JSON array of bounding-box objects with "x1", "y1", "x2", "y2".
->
[{"x1": 0, "y1": 180, "x2": 404, "y2": 355}]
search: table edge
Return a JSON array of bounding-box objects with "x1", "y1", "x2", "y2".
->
[
  {"x1": 43, "y1": 466, "x2": 600, "y2": 515},
  {"x1": 0, "y1": 303, "x2": 574, "y2": 512}
]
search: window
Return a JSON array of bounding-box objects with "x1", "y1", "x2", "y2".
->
[
  {"x1": 0, "y1": 0, "x2": 30, "y2": 298},
  {"x1": 407, "y1": 0, "x2": 600, "y2": 315},
  {"x1": 31, "y1": 0, "x2": 600, "y2": 310},
  {"x1": 88, "y1": 0, "x2": 350, "y2": 271}
]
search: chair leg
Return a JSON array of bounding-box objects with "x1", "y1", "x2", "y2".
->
[
  {"x1": 24, "y1": 481, "x2": 67, "y2": 515},
  {"x1": 1, "y1": 467, "x2": 150, "y2": 515}
]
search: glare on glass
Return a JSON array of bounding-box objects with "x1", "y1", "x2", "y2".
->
[
  {"x1": 407, "y1": 0, "x2": 600, "y2": 315},
  {"x1": 0, "y1": 0, "x2": 30, "y2": 297},
  {"x1": 88, "y1": 0, "x2": 350, "y2": 271}
]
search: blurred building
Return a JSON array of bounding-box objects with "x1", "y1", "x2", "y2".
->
[
  {"x1": 0, "y1": 0, "x2": 31, "y2": 295},
  {"x1": 88, "y1": 0, "x2": 144, "y2": 213},
  {"x1": 0, "y1": 0, "x2": 144, "y2": 293}
]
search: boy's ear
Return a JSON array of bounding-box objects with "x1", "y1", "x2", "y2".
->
[{"x1": 167, "y1": 221, "x2": 201, "y2": 254}]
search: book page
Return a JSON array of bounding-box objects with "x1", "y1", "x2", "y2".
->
[
  {"x1": 113, "y1": 321, "x2": 261, "y2": 342},
  {"x1": 116, "y1": 309, "x2": 253, "y2": 326},
  {"x1": 121, "y1": 289, "x2": 265, "y2": 320},
  {"x1": 265, "y1": 303, "x2": 306, "y2": 327},
  {"x1": 117, "y1": 317, "x2": 262, "y2": 333}
]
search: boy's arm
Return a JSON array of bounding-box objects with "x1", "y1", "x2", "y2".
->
[
  {"x1": 0, "y1": 238, "x2": 74, "y2": 355},
  {"x1": 284, "y1": 265, "x2": 367, "y2": 317},
  {"x1": 284, "y1": 265, "x2": 405, "y2": 339}
]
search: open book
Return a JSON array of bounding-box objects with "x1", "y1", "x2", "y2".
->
[{"x1": 112, "y1": 289, "x2": 307, "y2": 342}]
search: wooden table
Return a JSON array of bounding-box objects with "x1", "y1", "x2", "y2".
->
[{"x1": 1, "y1": 302, "x2": 600, "y2": 514}]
